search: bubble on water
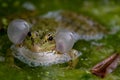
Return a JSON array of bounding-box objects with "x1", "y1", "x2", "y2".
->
[
  {"x1": 79, "y1": 33, "x2": 104, "y2": 41},
  {"x1": 109, "y1": 26, "x2": 120, "y2": 34},
  {"x1": 0, "y1": 56, "x2": 5, "y2": 62},
  {"x1": 91, "y1": 41, "x2": 104, "y2": 46},
  {"x1": 40, "y1": 10, "x2": 62, "y2": 21},
  {"x1": 22, "y1": 2, "x2": 36, "y2": 11}
]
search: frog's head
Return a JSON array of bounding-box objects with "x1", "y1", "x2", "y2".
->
[
  {"x1": 7, "y1": 19, "x2": 76, "y2": 54},
  {"x1": 7, "y1": 19, "x2": 56, "y2": 53},
  {"x1": 24, "y1": 30, "x2": 55, "y2": 52}
]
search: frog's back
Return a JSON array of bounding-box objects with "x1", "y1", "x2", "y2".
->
[{"x1": 39, "y1": 10, "x2": 107, "y2": 40}]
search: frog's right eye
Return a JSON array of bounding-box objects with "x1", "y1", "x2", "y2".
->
[{"x1": 7, "y1": 19, "x2": 31, "y2": 44}]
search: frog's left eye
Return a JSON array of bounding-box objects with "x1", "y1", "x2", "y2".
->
[{"x1": 48, "y1": 36, "x2": 53, "y2": 41}]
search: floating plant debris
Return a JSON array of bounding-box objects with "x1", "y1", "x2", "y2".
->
[{"x1": 91, "y1": 53, "x2": 120, "y2": 78}]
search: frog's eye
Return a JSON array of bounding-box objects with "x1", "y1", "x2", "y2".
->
[
  {"x1": 7, "y1": 19, "x2": 31, "y2": 44},
  {"x1": 48, "y1": 36, "x2": 53, "y2": 41}
]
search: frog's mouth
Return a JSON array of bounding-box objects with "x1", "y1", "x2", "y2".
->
[
  {"x1": 28, "y1": 41, "x2": 56, "y2": 53},
  {"x1": 11, "y1": 45, "x2": 80, "y2": 67}
]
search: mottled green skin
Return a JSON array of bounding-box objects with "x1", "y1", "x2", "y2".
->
[{"x1": 23, "y1": 18, "x2": 57, "y2": 52}]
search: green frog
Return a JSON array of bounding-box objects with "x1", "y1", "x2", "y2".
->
[{"x1": 7, "y1": 10, "x2": 106, "y2": 67}]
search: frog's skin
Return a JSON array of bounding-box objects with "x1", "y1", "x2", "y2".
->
[{"x1": 7, "y1": 11, "x2": 106, "y2": 67}]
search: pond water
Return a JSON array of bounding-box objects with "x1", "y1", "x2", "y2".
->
[{"x1": 1, "y1": 0, "x2": 120, "y2": 80}]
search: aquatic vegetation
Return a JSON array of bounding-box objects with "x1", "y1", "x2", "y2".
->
[{"x1": 91, "y1": 53, "x2": 120, "y2": 78}]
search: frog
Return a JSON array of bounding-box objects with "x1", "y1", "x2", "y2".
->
[{"x1": 6, "y1": 10, "x2": 106, "y2": 67}]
